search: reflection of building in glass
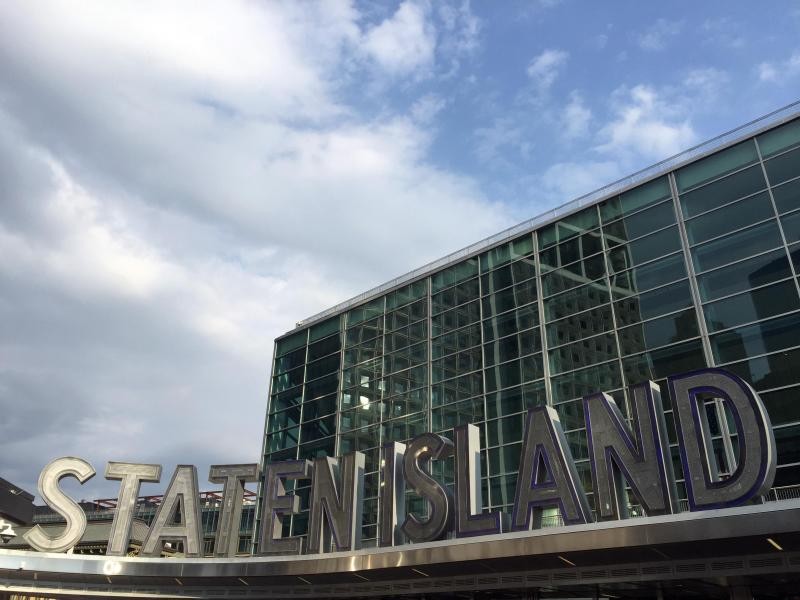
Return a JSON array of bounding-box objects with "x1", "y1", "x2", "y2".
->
[
  {"x1": 16, "y1": 491, "x2": 257, "y2": 556},
  {"x1": 258, "y1": 114, "x2": 800, "y2": 551}
]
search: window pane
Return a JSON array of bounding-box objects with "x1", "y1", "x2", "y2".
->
[
  {"x1": 539, "y1": 207, "x2": 600, "y2": 249},
  {"x1": 274, "y1": 346, "x2": 306, "y2": 375},
  {"x1": 432, "y1": 278, "x2": 479, "y2": 314},
  {"x1": 484, "y1": 328, "x2": 541, "y2": 366},
  {"x1": 549, "y1": 332, "x2": 618, "y2": 374},
  {"x1": 483, "y1": 305, "x2": 539, "y2": 341},
  {"x1": 432, "y1": 323, "x2": 482, "y2": 359},
  {"x1": 758, "y1": 117, "x2": 800, "y2": 157},
  {"x1": 551, "y1": 360, "x2": 622, "y2": 403},
  {"x1": 622, "y1": 339, "x2": 706, "y2": 385},
  {"x1": 773, "y1": 178, "x2": 800, "y2": 215},
  {"x1": 307, "y1": 334, "x2": 341, "y2": 361},
  {"x1": 614, "y1": 279, "x2": 693, "y2": 326},
  {"x1": 610, "y1": 253, "x2": 687, "y2": 297},
  {"x1": 762, "y1": 386, "x2": 800, "y2": 426},
  {"x1": 600, "y1": 176, "x2": 671, "y2": 222},
  {"x1": 276, "y1": 330, "x2": 307, "y2": 356},
  {"x1": 696, "y1": 248, "x2": 791, "y2": 302},
  {"x1": 432, "y1": 299, "x2": 481, "y2": 335},
  {"x1": 386, "y1": 280, "x2": 427, "y2": 310},
  {"x1": 692, "y1": 220, "x2": 783, "y2": 273},
  {"x1": 544, "y1": 281, "x2": 610, "y2": 322},
  {"x1": 618, "y1": 309, "x2": 700, "y2": 356},
  {"x1": 487, "y1": 414, "x2": 525, "y2": 447},
  {"x1": 685, "y1": 192, "x2": 774, "y2": 245},
  {"x1": 540, "y1": 231, "x2": 603, "y2": 271},
  {"x1": 542, "y1": 254, "x2": 606, "y2": 296},
  {"x1": 480, "y1": 234, "x2": 534, "y2": 272},
  {"x1": 347, "y1": 297, "x2": 384, "y2": 326},
  {"x1": 765, "y1": 146, "x2": 800, "y2": 186},
  {"x1": 711, "y1": 312, "x2": 800, "y2": 364},
  {"x1": 482, "y1": 280, "x2": 537, "y2": 315},
  {"x1": 546, "y1": 304, "x2": 614, "y2": 346},
  {"x1": 680, "y1": 164, "x2": 767, "y2": 218},
  {"x1": 725, "y1": 346, "x2": 800, "y2": 391},
  {"x1": 703, "y1": 280, "x2": 800, "y2": 332},
  {"x1": 305, "y1": 353, "x2": 340, "y2": 381},
  {"x1": 781, "y1": 210, "x2": 800, "y2": 244},
  {"x1": 607, "y1": 226, "x2": 681, "y2": 273},
  {"x1": 309, "y1": 316, "x2": 340, "y2": 342},
  {"x1": 675, "y1": 139, "x2": 759, "y2": 192},
  {"x1": 432, "y1": 258, "x2": 479, "y2": 293},
  {"x1": 603, "y1": 200, "x2": 676, "y2": 244}
]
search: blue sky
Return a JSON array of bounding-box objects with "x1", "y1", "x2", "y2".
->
[{"x1": 0, "y1": 0, "x2": 798, "y2": 498}]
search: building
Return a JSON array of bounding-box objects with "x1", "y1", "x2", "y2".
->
[
  {"x1": 252, "y1": 105, "x2": 800, "y2": 597},
  {"x1": 8, "y1": 490, "x2": 257, "y2": 556}
]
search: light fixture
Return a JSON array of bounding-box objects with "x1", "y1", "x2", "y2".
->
[
  {"x1": 767, "y1": 537, "x2": 783, "y2": 551},
  {"x1": 0, "y1": 520, "x2": 16, "y2": 544},
  {"x1": 557, "y1": 555, "x2": 576, "y2": 567},
  {"x1": 359, "y1": 395, "x2": 370, "y2": 410}
]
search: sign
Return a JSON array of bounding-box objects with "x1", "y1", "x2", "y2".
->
[{"x1": 22, "y1": 368, "x2": 776, "y2": 557}]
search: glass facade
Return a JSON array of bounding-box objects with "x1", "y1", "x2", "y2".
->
[{"x1": 257, "y1": 115, "x2": 800, "y2": 550}]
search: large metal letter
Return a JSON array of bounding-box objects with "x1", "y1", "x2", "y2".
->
[
  {"x1": 584, "y1": 382, "x2": 677, "y2": 520},
  {"x1": 453, "y1": 424, "x2": 504, "y2": 537},
  {"x1": 512, "y1": 406, "x2": 592, "y2": 529},
  {"x1": 669, "y1": 368, "x2": 776, "y2": 510},
  {"x1": 105, "y1": 462, "x2": 162, "y2": 556},
  {"x1": 140, "y1": 465, "x2": 203, "y2": 557},
  {"x1": 209, "y1": 463, "x2": 260, "y2": 557},
  {"x1": 24, "y1": 457, "x2": 95, "y2": 553},
  {"x1": 259, "y1": 460, "x2": 312, "y2": 555},
  {"x1": 401, "y1": 432, "x2": 454, "y2": 543},
  {"x1": 379, "y1": 442, "x2": 406, "y2": 547},
  {"x1": 307, "y1": 452, "x2": 365, "y2": 553}
]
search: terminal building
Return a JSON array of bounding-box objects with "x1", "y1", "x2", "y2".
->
[{"x1": 253, "y1": 105, "x2": 800, "y2": 598}]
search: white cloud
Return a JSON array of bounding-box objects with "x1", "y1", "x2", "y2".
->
[
  {"x1": 757, "y1": 51, "x2": 800, "y2": 83},
  {"x1": 597, "y1": 85, "x2": 697, "y2": 160},
  {"x1": 700, "y1": 17, "x2": 745, "y2": 49},
  {"x1": 411, "y1": 93, "x2": 448, "y2": 124},
  {"x1": 758, "y1": 62, "x2": 779, "y2": 82},
  {"x1": 0, "y1": 1, "x2": 510, "y2": 497},
  {"x1": 637, "y1": 18, "x2": 683, "y2": 51},
  {"x1": 474, "y1": 118, "x2": 529, "y2": 164},
  {"x1": 540, "y1": 161, "x2": 622, "y2": 203},
  {"x1": 562, "y1": 92, "x2": 592, "y2": 140},
  {"x1": 362, "y1": 1, "x2": 437, "y2": 76},
  {"x1": 526, "y1": 49, "x2": 569, "y2": 91}
]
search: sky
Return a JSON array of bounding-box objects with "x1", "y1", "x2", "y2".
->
[{"x1": 0, "y1": 0, "x2": 799, "y2": 501}]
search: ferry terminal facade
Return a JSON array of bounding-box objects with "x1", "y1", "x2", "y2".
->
[{"x1": 259, "y1": 108, "x2": 800, "y2": 548}]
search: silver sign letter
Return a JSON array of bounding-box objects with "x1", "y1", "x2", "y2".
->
[
  {"x1": 584, "y1": 382, "x2": 677, "y2": 520},
  {"x1": 453, "y1": 424, "x2": 504, "y2": 537},
  {"x1": 379, "y1": 442, "x2": 406, "y2": 547},
  {"x1": 24, "y1": 457, "x2": 95, "y2": 553},
  {"x1": 307, "y1": 452, "x2": 365, "y2": 553},
  {"x1": 669, "y1": 368, "x2": 776, "y2": 510},
  {"x1": 512, "y1": 406, "x2": 592, "y2": 529},
  {"x1": 105, "y1": 462, "x2": 162, "y2": 556},
  {"x1": 209, "y1": 463, "x2": 260, "y2": 557},
  {"x1": 140, "y1": 465, "x2": 203, "y2": 557},
  {"x1": 401, "y1": 432, "x2": 454, "y2": 542},
  {"x1": 259, "y1": 460, "x2": 312, "y2": 555}
]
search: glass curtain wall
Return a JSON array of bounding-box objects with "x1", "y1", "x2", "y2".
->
[{"x1": 257, "y1": 116, "x2": 800, "y2": 551}]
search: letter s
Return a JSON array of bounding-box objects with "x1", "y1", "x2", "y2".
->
[{"x1": 24, "y1": 457, "x2": 95, "y2": 553}]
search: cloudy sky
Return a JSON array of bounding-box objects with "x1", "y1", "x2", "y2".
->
[{"x1": 1, "y1": 0, "x2": 799, "y2": 501}]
